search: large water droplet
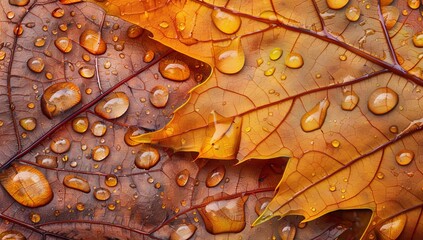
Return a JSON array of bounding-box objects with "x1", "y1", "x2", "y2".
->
[
  {"x1": 367, "y1": 87, "x2": 398, "y2": 115},
  {"x1": 94, "y1": 92, "x2": 129, "y2": 119},
  {"x1": 36, "y1": 155, "x2": 58, "y2": 168},
  {"x1": 93, "y1": 187, "x2": 111, "y2": 201},
  {"x1": 395, "y1": 149, "x2": 414, "y2": 166},
  {"x1": 215, "y1": 37, "x2": 245, "y2": 74},
  {"x1": 381, "y1": 6, "x2": 399, "y2": 30},
  {"x1": 211, "y1": 8, "x2": 241, "y2": 34},
  {"x1": 41, "y1": 82, "x2": 81, "y2": 118},
  {"x1": 206, "y1": 165, "x2": 226, "y2": 188},
  {"x1": 0, "y1": 163, "x2": 53, "y2": 207},
  {"x1": 9, "y1": 0, "x2": 29, "y2": 6},
  {"x1": 412, "y1": 32, "x2": 423, "y2": 48},
  {"x1": 50, "y1": 137, "x2": 71, "y2": 154},
  {"x1": 63, "y1": 175, "x2": 91, "y2": 193},
  {"x1": 170, "y1": 224, "x2": 197, "y2": 240},
  {"x1": 284, "y1": 52, "x2": 304, "y2": 69},
  {"x1": 407, "y1": 0, "x2": 420, "y2": 9},
  {"x1": 149, "y1": 85, "x2": 169, "y2": 108},
  {"x1": 269, "y1": 48, "x2": 283, "y2": 61},
  {"x1": 199, "y1": 196, "x2": 248, "y2": 234},
  {"x1": 0, "y1": 230, "x2": 26, "y2": 240},
  {"x1": 176, "y1": 169, "x2": 190, "y2": 187},
  {"x1": 300, "y1": 99, "x2": 330, "y2": 132},
  {"x1": 341, "y1": 90, "x2": 359, "y2": 111},
  {"x1": 19, "y1": 117, "x2": 37, "y2": 131},
  {"x1": 377, "y1": 214, "x2": 407, "y2": 240},
  {"x1": 159, "y1": 59, "x2": 191, "y2": 81},
  {"x1": 134, "y1": 146, "x2": 160, "y2": 170},
  {"x1": 92, "y1": 145, "x2": 110, "y2": 161},
  {"x1": 79, "y1": 29, "x2": 107, "y2": 55},
  {"x1": 345, "y1": 6, "x2": 361, "y2": 22},
  {"x1": 27, "y1": 57, "x2": 45, "y2": 73},
  {"x1": 54, "y1": 37, "x2": 72, "y2": 53},
  {"x1": 72, "y1": 116, "x2": 89, "y2": 133},
  {"x1": 326, "y1": 0, "x2": 349, "y2": 10}
]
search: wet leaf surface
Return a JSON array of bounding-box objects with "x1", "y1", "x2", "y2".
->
[{"x1": 0, "y1": 0, "x2": 422, "y2": 239}]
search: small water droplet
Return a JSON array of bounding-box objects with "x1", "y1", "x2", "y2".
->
[
  {"x1": 9, "y1": 0, "x2": 30, "y2": 6},
  {"x1": 376, "y1": 172, "x2": 385, "y2": 179},
  {"x1": 407, "y1": 0, "x2": 420, "y2": 9},
  {"x1": 72, "y1": 116, "x2": 89, "y2": 133},
  {"x1": 214, "y1": 37, "x2": 245, "y2": 74},
  {"x1": 52, "y1": 7, "x2": 65, "y2": 18},
  {"x1": 211, "y1": 8, "x2": 241, "y2": 34},
  {"x1": 36, "y1": 155, "x2": 58, "y2": 168},
  {"x1": 412, "y1": 32, "x2": 423, "y2": 48},
  {"x1": 159, "y1": 21, "x2": 169, "y2": 28},
  {"x1": 92, "y1": 145, "x2": 110, "y2": 161},
  {"x1": 264, "y1": 67, "x2": 275, "y2": 76},
  {"x1": 79, "y1": 29, "x2": 106, "y2": 55},
  {"x1": 284, "y1": 52, "x2": 304, "y2": 69},
  {"x1": 50, "y1": 137, "x2": 71, "y2": 154},
  {"x1": 367, "y1": 87, "x2": 398, "y2": 115},
  {"x1": 381, "y1": 6, "x2": 399, "y2": 30},
  {"x1": 76, "y1": 202, "x2": 85, "y2": 211},
  {"x1": 341, "y1": 90, "x2": 359, "y2": 111},
  {"x1": 78, "y1": 66, "x2": 95, "y2": 79},
  {"x1": 269, "y1": 48, "x2": 283, "y2": 61},
  {"x1": 19, "y1": 117, "x2": 37, "y2": 131},
  {"x1": 326, "y1": 0, "x2": 349, "y2": 10},
  {"x1": 134, "y1": 146, "x2": 160, "y2": 170},
  {"x1": 94, "y1": 92, "x2": 129, "y2": 119},
  {"x1": 345, "y1": 5, "x2": 361, "y2": 22},
  {"x1": 389, "y1": 125, "x2": 398, "y2": 133},
  {"x1": 331, "y1": 140, "x2": 340, "y2": 148},
  {"x1": 93, "y1": 187, "x2": 111, "y2": 201},
  {"x1": 63, "y1": 175, "x2": 89, "y2": 193},
  {"x1": 176, "y1": 169, "x2": 190, "y2": 187},
  {"x1": 300, "y1": 99, "x2": 330, "y2": 132},
  {"x1": 149, "y1": 85, "x2": 169, "y2": 108},
  {"x1": 159, "y1": 59, "x2": 191, "y2": 81},
  {"x1": 105, "y1": 174, "x2": 118, "y2": 187},
  {"x1": 6, "y1": 11, "x2": 15, "y2": 20},
  {"x1": 206, "y1": 165, "x2": 226, "y2": 188},
  {"x1": 29, "y1": 212, "x2": 41, "y2": 223},
  {"x1": 27, "y1": 57, "x2": 45, "y2": 73},
  {"x1": 170, "y1": 224, "x2": 197, "y2": 240},
  {"x1": 143, "y1": 50, "x2": 155, "y2": 63},
  {"x1": 395, "y1": 149, "x2": 414, "y2": 166},
  {"x1": 127, "y1": 24, "x2": 143, "y2": 38}
]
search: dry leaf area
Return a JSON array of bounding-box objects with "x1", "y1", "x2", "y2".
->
[{"x1": 1, "y1": 0, "x2": 423, "y2": 239}]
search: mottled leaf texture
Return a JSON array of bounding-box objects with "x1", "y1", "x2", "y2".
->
[{"x1": 0, "y1": 0, "x2": 422, "y2": 240}]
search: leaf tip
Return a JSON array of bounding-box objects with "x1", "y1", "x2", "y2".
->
[{"x1": 251, "y1": 209, "x2": 275, "y2": 227}]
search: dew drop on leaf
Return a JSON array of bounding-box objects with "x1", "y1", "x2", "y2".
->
[
  {"x1": 55, "y1": 37, "x2": 72, "y2": 53},
  {"x1": 206, "y1": 165, "x2": 226, "y2": 188},
  {"x1": 0, "y1": 51, "x2": 6, "y2": 60},
  {"x1": 93, "y1": 187, "x2": 111, "y2": 201},
  {"x1": 50, "y1": 137, "x2": 71, "y2": 154},
  {"x1": 91, "y1": 121, "x2": 107, "y2": 137},
  {"x1": 376, "y1": 214, "x2": 407, "y2": 239},
  {"x1": 91, "y1": 145, "x2": 110, "y2": 161},
  {"x1": 341, "y1": 90, "x2": 359, "y2": 111},
  {"x1": 199, "y1": 196, "x2": 248, "y2": 234},
  {"x1": 0, "y1": 164, "x2": 53, "y2": 207},
  {"x1": 389, "y1": 125, "x2": 398, "y2": 133},
  {"x1": 331, "y1": 139, "x2": 340, "y2": 148},
  {"x1": 149, "y1": 85, "x2": 169, "y2": 108},
  {"x1": 19, "y1": 117, "x2": 37, "y2": 131},
  {"x1": 170, "y1": 224, "x2": 197, "y2": 240},
  {"x1": 279, "y1": 223, "x2": 296, "y2": 240},
  {"x1": 345, "y1": 5, "x2": 360, "y2": 22},
  {"x1": 176, "y1": 169, "x2": 190, "y2": 187},
  {"x1": 41, "y1": 82, "x2": 81, "y2": 118},
  {"x1": 143, "y1": 50, "x2": 155, "y2": 63},
  {"x1": 34, "y1": 37, "x2": 46, "y2": 47},
  {"x1": 326, "y1": 0, "x2": 349, "y2": 10},
  {"x1": 407, "y1": 0, "x2": 420, "y2": 9},
  {"x1": 412, "y1": 32, "x2": 423, "y2": 48},
  {"x1": 78, "y1": 66, "x2": 95, "y2": 79},
  {"x1": 124, "y1": 126, "x2": 144, "y2": 146},
  {"x1": 211, "y1": 8, "x2": 241, "y2": 34},
  {"x1": 27, "y1": 57, "x2": 45, "y2": 73},
  {"x1": 6, "y1": 11, "x2": 15, "y2": 20},
  {"x1": 367, "y1": 87, "x2": 398, "y2": 115},
  {"x1": 36, "y1": 155, "x2": 58, "y2": 168},
  {"x1": 269, "y1": 48, "x2": 283, "y2": 61},
  {"x1": 29, "y1": 212, "x2": 41, "y2": 223},
  {"x1": 79, "y1": 29, "x2": 107, "y2": 55},
  {"x1": 94, "y1": 92, "x2": 130, "y2": 119},
  {"x1": 52, "y1": 7, "x2": 65, "y2": 18},
  {"x1": 159, "y1": 59, "x2": 191, "y2": 81},
  {"x1": 105, "y1": 174, "x2": 118, "y2": 187},
  {"x1": 126, "y1": 24, "x2": 143, "y2": 38},
  {"x1": 0, "y1": 230, "x2": 26, "y2": 240},
  {"x1": 284, "y1": 52, "x2": 304, "y2": 69},
  {"x1": 76, "y1": 202, "x2": 85, "y2": 211},
  {"x1": 254, "y1": 197, "x2": 271, "y2": 215},
  {"x1": 300, "y1": 98, "x2": 330, "y2": 132},
  {"x1": 134, "y1": 146, "x2": 160, "y2": 170},
  {"x1": 264, "y1": 67, "x2": 275, "y2": 76},
  {"x1": 214, "y1": 37, "x2": 245, "y2": 74},
  {"x1": 72, "y1": 116, "x2": 89, "y2": 133},
  {"x1": 381, "y1": 6, "x2": 399, "y2": 30},
  {"x1": 63, "y1": 174, "x2": 91, "y2": 193},
  {"x1": 395, "y1": 149, "x2": 414, "y2": 166},
  {"x1": 9, "y1": 0, "x2": 29, "y2": 7}
]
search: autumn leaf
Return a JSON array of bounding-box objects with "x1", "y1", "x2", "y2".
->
[{"x1": 81, "y1": 0, "x2": 423, "y2": 239}]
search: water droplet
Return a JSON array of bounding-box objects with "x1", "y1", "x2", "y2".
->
[
  {"x1": 214, "y1": 37, "x2": 245, "y2": 74},
  {"x1": 199, "y1": 196, "x2": 248, "y2": 234},
  {"x1": 52, "y1": 7, "x2": 65, "y2": 18},
  {"x1": 345, "y1": 5, "x2": 360, "y2": 21},
  {"x1": 176, "y1": 169, "x2": 190, "y2": 187},
  {"x1": 326, "y1": 0, "x2": 349, "y2": 9},
  {"x1": 300, "y1": 98, "x2": 330, "y2": 132},
  {"x1": 395, "y1": 149, "x2": 414, "y2": 166},
  {"x1": 127, "y1": 24, "x2": 143, "y2": 38},
  {"x1": 211, "y1": 8, "x2": 241, "y2": 34},
  {"x1": 124, "y1": 126, "x2": 144, "y2": 146},
  {"x1": 254, "y1": 197, "x2": 271, "y2": 215},
  {"x1": 377, "y1": 214, "x2": 406, "y2": 239},
  {"x1": 341, "y1": 90, "x2": 359, "y2": 111},
  {"x1": 91, "y1": 121, "x2": 107, "y2": 137},
  {"x1": 92, "y1": 145, "x2": 110, "y2": 161},
  {"x1": 105, "y1": 174, "x2": 118, "y2": 187},
  {"x1": 256, "y1": 58, "x2": 264, "y2": 66},
  {"x1": 6, "y1": 11, "x2": 15, "y2": 20},
  {"x1": 78, "y1": 66, "x2": 95, "y2": 79},
  {"x1": 381, "y1": 6, "x2": 399, "y2": 30},
  {"x1": 284, "y1": 52, "x2": 304, "y2": 69},
  {"x1": 149, "y1": 85, "x2": 169, "y2": 108},
  {"x1": 376, "y1": 172, "x2": 385, "y2": 179},
  {"x1": 389, "y1": 125, "x2": 398, "y2": 133},
  {"x1": 339, "y1": 54, "x2": 347, "y2": 61},
  {"x1": 264, "y1": 67, "x2": 275, "y2": 76},
  {"x1": 0, "y1": 51, "x2": 6, "y2": 61},
  {"x1": 143, "y1": 50, "x2": 155, "y2": 63},
  {"x1": 35, "y1": 155, "x2": 58, "y2": 168},
  {"x1": 63, "y1": 175, "x2": 90, "y2": 193},
  {"x1": 0, "y1": 230, "x2": 26, "y2": 240},
  {"x1": 412, "y1": 32, "x2": 423, "y2": 48},
  {"x1": 159, "y1": 59, "x2": 191, "y2": 81},
  {"x1": 29, "y1": 212, "x2": 41, "y2": 223},
  {"x1": 408, "y1": 0, "x2": 420, "y2": 9},
  {"x1": 279, "y1": 223, "x2": 297, "y2": 240},
  {"x1": 76, "y1": 202, "x2": 85, "y2": 211},
  {"x1": 50, "y1": 137, "x2": 71, "y2": 154},
  {"x1": 0, "y1": 163, "x2": 53, "y2": 207},
  {"x1": 159, "y1": 21, "x2": 169, "y2": 28},
  {"x1": 94, "y1": 92, "x2": 129, "y2": 119},
  {"x1": 170, "y1": 224, "x2": 197, "y2": 240},
  {"x1": 134, "y1": 146, "x2": 160, "y2": 170},
  {"x1": 72, "y1": 116, "x2": 89, "y2": 133},
  {"x1": 331, "y1": 140, "x2": 340, "y2": 148},
  {"x1": 79, "y1": 29, "x2": 107, "y2": 55},
  {"x1": 93, "y1": 187, "x2": 111, "y2": 201},
  {"x1": 19, "y1": 117, "x2": 37, "y2": 131},
  {"x1": 269, "y1": 48, "x2": 283, "y2": 61},
  {"x1": 206, "y1": 165, "x2": 226, "y2": 188},
  {"x1": 41, "y1": 82, "x2": 81, "y2": 118},
  {"x1": 329, "y1": 185, "x2": 337, "y2": 192},
  {"x1": 367, "y1": 87, "x2": 398, "y2": 115},
  {"x1": 27, "y1": 57, "x2": 45, "y2": 73}
]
